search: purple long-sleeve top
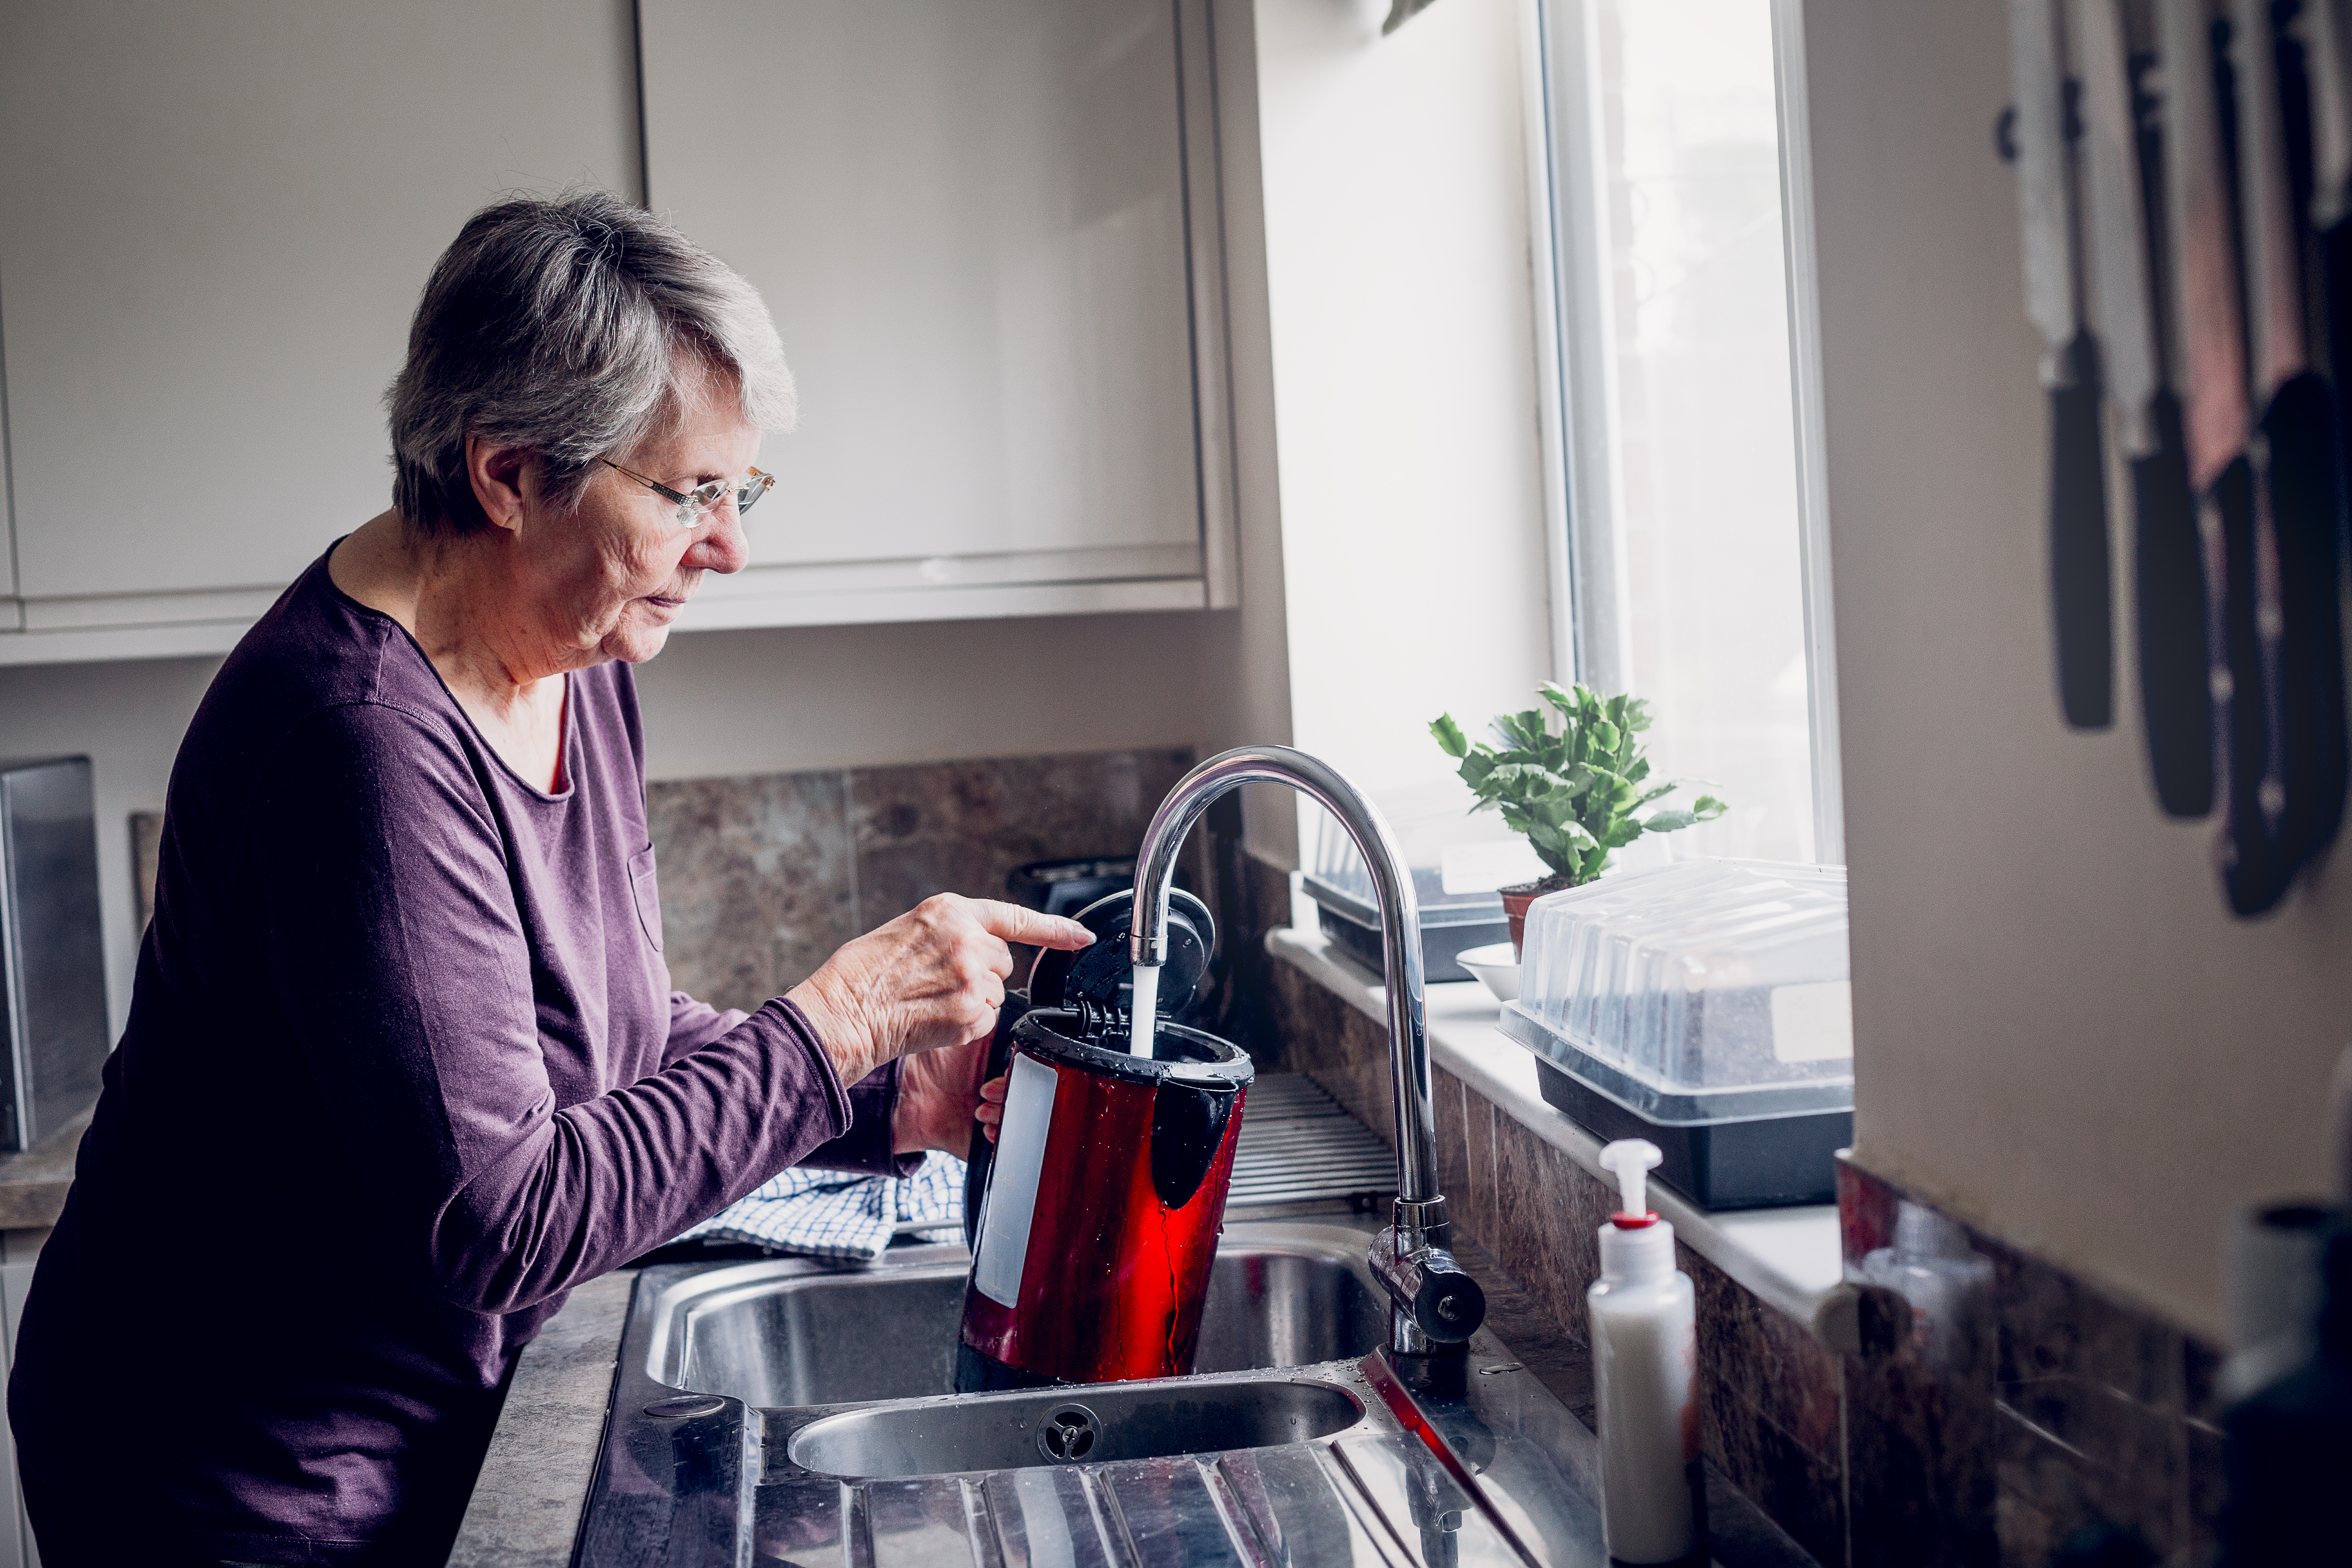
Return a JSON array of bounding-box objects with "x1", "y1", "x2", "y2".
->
[{"x1": 8, "y1": 550, "x2": 906, "y2": 1566}]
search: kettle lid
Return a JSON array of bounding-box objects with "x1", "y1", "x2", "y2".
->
[{"x1": 1026, "y1": 886, "x2": 1214, "y2": 1021}]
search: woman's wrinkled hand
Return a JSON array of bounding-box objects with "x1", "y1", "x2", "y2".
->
[
  {"x1": 788, "y1": 893, "x2": 1092, "y2": 1090},
  {"x1": 892, "y1": 1044, "x2": 1014, "y2": 1155}
]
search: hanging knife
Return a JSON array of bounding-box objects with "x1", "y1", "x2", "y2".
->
[
  {"x1": 2156, "y1": 0, "x2": 2280, "y2": 911},
  {"x1": 2080, "y1": 0, "x2": 2215, "y2": 813},
  {"x1": 2196, "y1": 1, "x2": 2297, "y2": 913},
  {"x1": 2308, "y1": 0, "x2": 2352, "y2": 234},
  {"x1": 2013, "y1": 0, "x2": 2117, "y2": 729},
  {"x1": 2272, "y1": 0, "x2": 2352, "y2": 872}
]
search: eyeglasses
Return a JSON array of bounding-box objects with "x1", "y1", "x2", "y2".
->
[{"x1": 600, "y1": 459, "x2": 774, "y2": 529}]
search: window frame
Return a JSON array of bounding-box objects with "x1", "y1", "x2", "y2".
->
[{"x1": 1525, "y1": 0, "x2": 1845, "y2": 864}]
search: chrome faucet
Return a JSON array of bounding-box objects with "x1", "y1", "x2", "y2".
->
[{"x1": 1130, "y1": 745, "x2": 1486, "y2": 1366}]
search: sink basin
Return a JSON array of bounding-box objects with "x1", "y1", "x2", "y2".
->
[
  {"x1": 788, "y1": 1376, "x2": 1365, "y2": 1478},
  {"x1": 647, "y1": 1225, "x2": 1390, "y2": 1405}
]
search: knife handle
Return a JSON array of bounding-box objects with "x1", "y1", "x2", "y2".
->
[
  {"x1": 2262, "y1": 371, "x2": 2351, "y2": 872},
  {"x1": 2215, "y1": 455, "x2": 2293, "y2": 916},
  {"x1": 2052, "y1": 331, "x2": 2116, "y2": 729},
  {"x1": 2133, "y1": 391, "x2": 2215, "y2": 817}
]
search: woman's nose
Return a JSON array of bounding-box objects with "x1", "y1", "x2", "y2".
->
[{"x1": 685, "y1": 505, "x2": 751, "y2": 575}]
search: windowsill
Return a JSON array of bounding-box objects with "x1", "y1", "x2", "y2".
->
[{"x1": 1265, "y1": 926, "x2": 1851, "y2": 1344}]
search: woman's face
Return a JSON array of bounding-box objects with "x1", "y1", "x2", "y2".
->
[{"x1": 514, "y1": 376, "x2": 760, "y2": 670}]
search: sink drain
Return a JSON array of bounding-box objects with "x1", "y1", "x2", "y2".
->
[{"x1": 1036, "y1": 1402, "x2": 1101, "y2": 1464}]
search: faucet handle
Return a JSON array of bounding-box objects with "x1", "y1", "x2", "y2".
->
[{"x1": 1370, "y1": 1226, "x2": 1487, "y2": 1347}]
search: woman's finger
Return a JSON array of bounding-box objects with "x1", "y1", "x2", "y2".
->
[
  {"x1": 796, "y1": 893, "x2": 1096, "y2": 1080},
  {"x1": 969, "y1": 899, "x2": 1094, "y2": 952}
]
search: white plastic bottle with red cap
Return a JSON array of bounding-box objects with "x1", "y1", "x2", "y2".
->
[{"x1": 1588, "y1": 1138, "x2": 1705, "y2": 1563}]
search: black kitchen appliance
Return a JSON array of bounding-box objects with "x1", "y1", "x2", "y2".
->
[{"x1": 1004, "y1": 857, "x2": 1139, "y2": 919}]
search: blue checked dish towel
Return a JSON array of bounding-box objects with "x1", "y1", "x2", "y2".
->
[{"x1": 676, "y1": 1153, "x2": 966, "y2": 1264}]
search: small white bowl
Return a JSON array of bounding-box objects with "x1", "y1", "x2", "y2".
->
[{"x1": 1455, "y1": 941, "x2": 1521, "y2": 1003}]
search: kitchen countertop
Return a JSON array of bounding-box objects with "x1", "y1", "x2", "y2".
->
[
  {"x1": 447, "y1": 1268, "x2": 637, "y2": 1568},
  {"x1": 0, "y1": 1111, "x2": 89, "y2": 1230}
]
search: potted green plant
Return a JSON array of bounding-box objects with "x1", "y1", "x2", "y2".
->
[{"x1": 1431, "y1": 682, "x2": 1726, "y2": 957}]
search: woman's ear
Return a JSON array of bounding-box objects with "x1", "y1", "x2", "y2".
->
[{"x1": 464, "y1": 433, "x2": 533, "y2": 533}]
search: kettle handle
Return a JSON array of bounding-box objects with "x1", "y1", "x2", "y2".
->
[{"x1": 961, "y1": 992, "x2": 1027, "y2": 1253}]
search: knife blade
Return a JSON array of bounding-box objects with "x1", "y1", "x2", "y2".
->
[
  {"x1": 2013, "y1": 0, "x2": 2118, "y2": 729},
  {"x1": 2080, "y1": 0, "x2": 2166, "y2": 446},
  {"x1": 2159, "y1": 0, "x2": 2252, "y2": 485},
  {"x1": 2083, "y1": 0, "x2": 2217, "y2": 813},
  {"x1": 2308, "y1": 0, "x2": 2352, "y2": 222}
]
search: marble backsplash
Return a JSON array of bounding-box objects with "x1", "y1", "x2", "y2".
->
[
  {"x1": 1837, "y1": 1157, "x2": 2225, "y2": 1568},
  {"x1": 648, "y1": 747, "x2": 1193, "y2": 1014},
  {"x1": 132, "y1": 746, "x2": 1194, "y2": 1016}
]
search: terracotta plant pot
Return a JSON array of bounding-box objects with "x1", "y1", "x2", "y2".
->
[{"x1": 1499, "y1": 872, "x2": 1577, "y2": 961}]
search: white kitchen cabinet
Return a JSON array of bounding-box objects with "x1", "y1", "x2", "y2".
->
[
  {"x1": 637, "y1": 0, "x2": 1241, "y2": 629},
  {"x1": 0, "y1": 0, "x2": 1241, "y2": 665},
  {"x1": 0, "y1": 0, "x2": 641, "y2": 664}
]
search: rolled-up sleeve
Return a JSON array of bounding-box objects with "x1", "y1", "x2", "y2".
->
[{"x1": 799, "y1": 1058, "x2": 921, "y2": 1176}]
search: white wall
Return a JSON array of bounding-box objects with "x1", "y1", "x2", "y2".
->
[
  {"x1": 1251, "y1": 0, "x2": 1558, "y2": 828},
  {"x1": 634, "y1": 611, "x2": 1231, "y2": 779},
  {"x1": 1805, "y1": 0, "x2": 2352, "y2": 1343}
]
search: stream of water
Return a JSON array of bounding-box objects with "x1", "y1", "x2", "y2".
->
[{"x1": 1128, "y1": 963, "x2": 1159, "y2": 1058}]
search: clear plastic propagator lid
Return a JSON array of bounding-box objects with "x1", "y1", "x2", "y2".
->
[{"x1": 1508, "y1": 859, "x2": 1852, "y2": 1096}]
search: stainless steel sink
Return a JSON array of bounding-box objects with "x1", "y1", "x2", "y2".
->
[
  {"x1": 789, "y1": 1376, "x2": 1366, "y2": 1478},
  {"x1": 649, "y1": 1226, "x2": 1390, "y2": 1407},
  {"x1": 578, "y1": 1219, "x2": 1617, "y2": 1567}
]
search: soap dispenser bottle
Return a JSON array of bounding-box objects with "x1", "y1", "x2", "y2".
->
[{"x1": 1588, "y1": 1138, "x2": 1705, "y2": 1564}]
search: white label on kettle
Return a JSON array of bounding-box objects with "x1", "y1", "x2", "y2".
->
[{"x1": 974, "y1": 1053, "x2": 1059, "y2": 1307}]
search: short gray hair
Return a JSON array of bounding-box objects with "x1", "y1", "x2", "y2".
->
[{"x1": 387, "y1": 189, "x2": 796, "y2": 535}]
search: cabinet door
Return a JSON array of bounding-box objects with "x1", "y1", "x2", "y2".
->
[
  {"x1": 640, "y1": 0, "x2": 1226, "y2": 620},
  {"x1": 0, "y1": 0, "x2": 639, "y2": 618}
]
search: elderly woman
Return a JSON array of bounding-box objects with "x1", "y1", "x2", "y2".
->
[{"x1": 6, "y1": 191, "x2": 1086, "y2": 1566}]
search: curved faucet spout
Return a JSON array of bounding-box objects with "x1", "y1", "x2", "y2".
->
[{"x1": 1129, "y1": 745, "x2": 1484, "y2": 1358}]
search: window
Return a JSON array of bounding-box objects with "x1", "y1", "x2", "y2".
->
[{"x1": 1538, "y1": 0, "x2": 1842, "y2": 866}]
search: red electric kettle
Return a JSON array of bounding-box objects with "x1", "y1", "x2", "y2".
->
[{"x1": 955, "y1": 889, "x2": 1249, "y2": 1392}]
